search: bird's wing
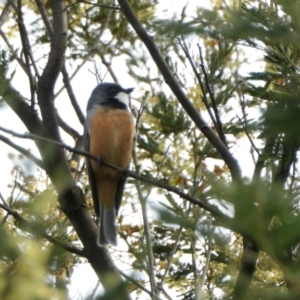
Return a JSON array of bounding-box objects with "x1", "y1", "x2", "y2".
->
[
  {"x1": 115, "y1": 165, "x2": 130, "y2": 215},
  {"x1": 83, "y1": 123, "x2": 100, "y2": 217}
]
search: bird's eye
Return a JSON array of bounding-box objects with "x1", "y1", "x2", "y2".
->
[{"x1": 109, "y1": 88, "x2": 117, "y2": 93}]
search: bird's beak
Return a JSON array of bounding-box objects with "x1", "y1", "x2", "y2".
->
[{"x1": 125, "y1": 87, "x2": 134, "y2": 94}]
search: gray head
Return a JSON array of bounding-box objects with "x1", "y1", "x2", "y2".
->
[{"x1": 87, "y1": 82, "x2": 134, "y2": 111}]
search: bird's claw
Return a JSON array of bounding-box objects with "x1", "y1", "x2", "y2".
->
[{"x1": 97, "y1": 156, "x2": 103, "y2": 166}]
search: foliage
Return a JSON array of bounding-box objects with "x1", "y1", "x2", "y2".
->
[{"x1": 1, "y1": 0, "x2": 300, "y2": 300}]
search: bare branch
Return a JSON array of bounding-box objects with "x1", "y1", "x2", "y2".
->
[
  {"x1": 100, "y1": 55, "x2": 119, "y2": 83},
  {"x1": 35, "y1": 0, "x2": 85, "y2": 126},
  {"x1": 36, "y1": 0, "x2": 75, "y2": 195},
  {"x1": 0, "y1": 133, "x2": 44, "y2": 169},
  {"x1": 237, "y1": 90, "x2": 260, "y2": 156},
  {"x1": 178, "y1": 38, "x2": 219, "y2": 133},
  {"x1": 199, "y1": 217, "x2": 213, "y2": 290},
  {"x1": 132, "y1": 147, "x2": 158, "y2": 297},
  {"x1": 55, "y1": 109, "x2": 81, "y2": 140},
  {"x1": 158, "y1": 221, "x2": 184, "y2": 287},
  {"x1": 61, "y1": 65, "x2": 85, "y2": 124},
  {"x1": 0, "y1": 28, "x2": 28, "y2": 73},
  {"x1": 16, "y1": 0, "x2": 38, "y2": 110},
  {"x1": 198, "y1": 45, "x2": 228, "y2": 148},
  {"x1": 34, "y1": 0, "x2": 54, "y2": 38},
  {"x1": 66, "y1": 0, "x2": 121, "y2": 10},
  {"x1": 236, "y1": 114, "x2": 260, "y2": 156},
  {"x1": 118, "y1": 269, "x2": 152, "y2": 295},
  {"x1": 0, "y1": 1, "x2": 14, "y2": 29}
]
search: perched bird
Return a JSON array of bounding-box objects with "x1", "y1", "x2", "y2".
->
[{"x1": 84, "y1": 82, "x2": 135, "y2": 246}]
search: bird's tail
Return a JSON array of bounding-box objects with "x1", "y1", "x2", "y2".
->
[{"x1": 98, "y1": 204, "x2": 117, "y2": 246}]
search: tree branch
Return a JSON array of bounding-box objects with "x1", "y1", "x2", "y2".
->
[
  {"x1": 16, "y1": 0, "x2": 38, "y2": 110},
  {"x1": 0, "y1": 125, "x2": 229, "y2": 221},
  {"x1": 56, "y1": 110, "x2": 81, "y2": 140},
  {"x1": 0, "y1": 1, "x2": 14, "y2": 29},
  {"x1": 198, "y1": 45, "x2": 228, "y2": 148},
  {"x1": 61, "y1": 65, "x2": 85, "y2": 124},
  {"x1": 178, "y1": 38, "x2": 219, "y2": 135},
  {"x1": 66, "y1": 0, "x2": 121, "y2": 10},
  {"x1": 0, "y1": 203, "x2": 85, "y2": 257},
  {"x1": 0, "y1": 133, "x2": 44, "y2": 169},
  {"x1": 117, "y1": 0, "x2": 242, "y2": 181}
]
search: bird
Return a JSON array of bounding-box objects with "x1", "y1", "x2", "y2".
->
[{"x1": 84, "y1": 82, "x2": 135, "y2": 246}]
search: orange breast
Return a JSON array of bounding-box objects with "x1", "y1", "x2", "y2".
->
[
  {"x1": 89, "y1": 107, "x2": 135, "y2": 208},
  {"x1": 89, "y1": 107, "x2": 134, "y2": 169}
]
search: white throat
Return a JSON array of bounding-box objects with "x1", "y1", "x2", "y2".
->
[{"x1": 115, "y1": 91, "x2": 129, "y2": 107}]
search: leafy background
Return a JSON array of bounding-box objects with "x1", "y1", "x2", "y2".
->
[{"x1": 1, "y1": 0, "x2": 300, "y2": 299}]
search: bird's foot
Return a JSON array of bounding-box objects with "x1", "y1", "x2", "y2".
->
[
  {"x1": 97, "y1": 156, "x2": 103, "y2": 166},
  {"x1": 122, "y1": 168, "x2": 130, "y2": 178}
]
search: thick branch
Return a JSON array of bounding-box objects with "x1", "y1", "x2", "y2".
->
[
  {"x1": 35, "y1": 0, "x2": 85, "y2": 125},
  {"x1": 36, "y1": 0, "x2": 73, "y2": 194}
]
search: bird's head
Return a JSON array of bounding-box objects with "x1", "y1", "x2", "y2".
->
[{"x1": 87, "y1": 82, "x2": 134, "y2": 111}]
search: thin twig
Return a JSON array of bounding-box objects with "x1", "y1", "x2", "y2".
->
[
  {"x1": 178, "y1": 38, "x2": 218, "y2": 131},
  {"x1": 118, "y1": 269, "x2": 152, "y2": 295},
  {"x1": 87, "y1": 280, "x2": 100, "y2": 300},
  {"x1": 158, "y1": 223, "x2": 184, "y2": 287},
  {"x1": 0, "y1": 193, "x2": 9, "y2": 207},
  {"x1": 133, "y1": 149, "x2": 158, "y2": 298},
  {"x1": 0, "y1": 1, "x2": 13, "y2": 29},
  {"x1": 0, "y1": 133, "x2": 44, "y2": 169},
  {"x1": 133, "y1": 90, "x2": 149, "y2": 136},
  {"x1": 236, "y1": 114, "x2": 260, "y2": 156},
  {"x1": 191, "y1": 233, "x2": 199, "y2": 298},
  {"x1": 55, "y1": 5, "x2": 114, "y2": 113},
  {"x1": 155, "y1": 144, "x2": 170, "y2": 179},
  {"x1": 198, "y1": 44, "x2": 228, "y2": 147},
  {"x1": 35, "y1": 0, "x2": 53, "y2": 38},
  {"x1": 0, "y1": 203, "x2": 85, "y2": 256},
  {"x1": 160, "y1": 287, "x2": 172, "y2": 300},
  {"x1": 199, "y1": 217, "x2": 213, "y2": 290},
  {"x1": 158, "y1": 140, "x2": 200, "y2": 288},
  {"x1": 66, "y1": 0, "x2": 121, "y2": 10},
  {"x1": 101, "y1": 55, "x2": 119, "y2": 83},
  {"x1": 0, "y1": 29, "x2": 28, "y2": 73},
  {"x1": 56, "y1": 110, "x2": 81, "y2": 140},
  {"x1": 237, "y1": 92, "x2": 260, "y2": 156},
  {"x1": 16, "y1": 0, "x2": 38, "y2": 111},
  {"x1": 131, "y1": 94, "x2": 159, "y2": 298}
]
